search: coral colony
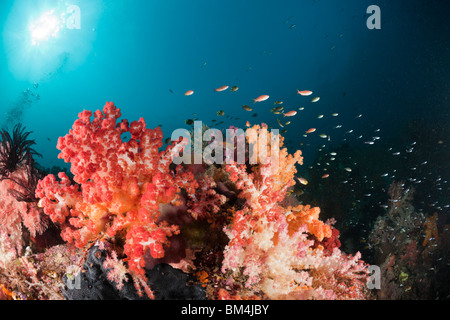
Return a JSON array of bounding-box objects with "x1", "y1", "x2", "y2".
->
[{"x1": 0, "y1": 102, "x2": 372, "y2": 300}]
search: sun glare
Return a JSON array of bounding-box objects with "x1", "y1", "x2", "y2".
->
[{"x1": 29, "y1": 10, "x2": 63, "y2": 46}]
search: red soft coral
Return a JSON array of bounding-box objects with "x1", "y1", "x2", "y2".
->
[{"x1": 35, "y1": 102, "x2": 197, "y2": 297}]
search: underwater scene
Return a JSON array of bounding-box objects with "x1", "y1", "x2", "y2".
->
[{"x1": 0, "y1": 0, "x2": 448, "y2": 303}]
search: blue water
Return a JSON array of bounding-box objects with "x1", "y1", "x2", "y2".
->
[{"x1": 0, "y1": 0, "x2": 449, "y2": 206}]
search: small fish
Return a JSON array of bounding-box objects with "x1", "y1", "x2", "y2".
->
[
  {"x1": 231, "y1": 86, "x2": 239, "y2": 92},
  {"x1": 284, "y1": 16, "x2": 293, "y2": 24},
  {"x1": 317, "y1": 115, "x2": 324, "y2": 119},
  {"x1": 305, "y1": 128, "x2": 316, "y2": 134},
  {"x1": 217, "y1": 110, "x2": 225, "y2": 116},
  {"x1": 365, "y1": 141, "x2": 374, "y2": 145},
  {"x1": 273, "y1": 106, "x2": 284, "y2": 112},
  {"x1": 243, "y1": 105, "x2": 253, "y2": 112},
  {"x1": 319, "y1": 134, "x2": 328, "y2": 139},
  {"x1": 285, "y1": 121, "x2": 291, "y2": 126},
  {"x1": 284, "y1": 111, "x2": 297, "y2": 117},
  {"x1": 253, "y1": 95, "x2": 270, "y2": 103},
  {"x1": 311, "y1": 97, "x2": 321, "y2": 103},
  {"x1": 277, "y1": 119, "x2": 284, "y2": 128},
  {"x1": 281, "y1": 129, "x2": 288, "y2": 134},
  {"x1": 332, "y1": 113, "x2": 339, "y2": 117},
  {"x1": 345, "y1": 168, "x2": 352, "y2": 172},
  {"x1": 185, "y1": 90, "x2": 194, "y2": 96},
  {"x1": 274, "y1": 101, "x2": 284, "y2": 105},
  {"x1": 185, "y1": 119, "x2": 194, "y2": 125},
  {"x1": 322, "y1": 174, "x2": 330, "y2": 179},
  {"x1": 169, "y1": 89, "x2": 174, "y2": 94},
  {"x1": 246, "y1": 121, "x2": 251, "y2": 127},
  {"x1": 330, "y1": 152, "x2": 337, "y2": 156},
  {"x1": 215, "y1": 85, "x2": 229, "y2": 92},
  {"x1": 297, "y1": 90, "x2": 313, "y2": 96},
  {"x1": 165, "y1": 137, "x2": 172, "y2": 145},
  {"x1": 299, "y1": 107, "x2": 305, "y2": 111},
  {"x1": 289, "y1": 24, "x2": 297, "y2": 29},
  {"x1": 296, "y1": 177, "x2": 309, "y2": 185}
]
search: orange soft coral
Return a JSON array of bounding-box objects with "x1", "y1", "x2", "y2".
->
[{"x1": 286, "y1": 205, "x2": 332, "y2": 242}]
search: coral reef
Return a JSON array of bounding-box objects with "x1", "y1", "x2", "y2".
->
[
  {"x1": 1, "y1": 102, "x2": 376, "y2": 300},
  {"x1": 368, "y1": 181, "x2": 450, "y2": 299}
]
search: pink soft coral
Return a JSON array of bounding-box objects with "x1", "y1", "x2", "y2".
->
[
  {"x1": 0, "y1": 166, "x2": 47, "y2": 267},
  {"x1": 218, "y1": 125, "x2": 368, "y2": 299}
]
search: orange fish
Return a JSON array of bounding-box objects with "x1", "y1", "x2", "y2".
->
[
  {"x1": 246, "y1": 121, "x2": 251, "y2": 127},
  {"x1": 321, "y1": 174, "x2": 330, "y2": 179},
  {"x1": 284, "y1": 111, "x2": 297, "y2": 117},
  {"x1": 305, "y1": 128, "x2": 316, "y2": 134},
  {"x1": 253, "y1": 95, "x2": 270, "y2": 103},
  {"x1": 214, "y1": 85, "x2": 229, "y2": 92},
  {"x1": 185, "y1": 90, "x2": 194, "y2": 96},
  {"x1": 297, "y1": 90, "x2": 313, "y2": 96}
]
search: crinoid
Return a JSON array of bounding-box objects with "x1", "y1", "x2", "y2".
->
[{"x1": 0, "y1": 123, "x2": 41, "y2": 178}]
